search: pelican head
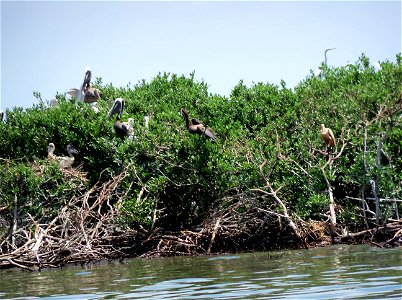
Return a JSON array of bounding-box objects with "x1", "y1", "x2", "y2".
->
[
  {"x1": 324, "y1": 47, "x2": 336, "y2": 64},
  {"x1": 82, "y1": 68, "x2": 92, "y2": 90},
  {"x1": 66, "y1": 144, "x2": 79, "y2": 156},
  {"x1": 48, "y1": 142, "x2": 56, "y2": 153},
  {"x1": 127, "y1": 118, "x2": 134, "y2": 127},
  {"x1": 324, "y1": 47, "x2": 336, "y2": 53},
  {"x1": 108, "y1": 98, "x2": 124, "y2": 119}
]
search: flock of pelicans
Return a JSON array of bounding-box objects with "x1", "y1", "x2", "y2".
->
[
  {"x1": 0, "y1": 67, "x2": 336, "y2": 168},
  {"x1": 44, "y1": 68, "x2": 218, "y2": 168}
]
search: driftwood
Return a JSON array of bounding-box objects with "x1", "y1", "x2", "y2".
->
[
  {"x1": 139, "y1": 190, "x2": 310, "y2": 258},
  {"x1": 339, "y1": 220, "x2": 402, "y2": 247},
  {"x1": 0, "y1": 167, "x2": 139, "y2": 271},
  {"x1": 1, "y1": 161, "x2": 400, "y2": 270}
]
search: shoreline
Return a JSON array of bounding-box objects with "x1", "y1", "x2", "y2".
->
[{"x1": 1, "y1": 217, "x2": 401, "y2": 271}]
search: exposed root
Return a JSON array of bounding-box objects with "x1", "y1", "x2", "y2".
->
[{"x1": 0, "y1": 167, "x2": 139, "y2": 271}]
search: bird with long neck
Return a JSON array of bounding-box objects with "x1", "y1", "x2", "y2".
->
[
  {"x1": 181, "y1": 108, "x2": 216, "y2": 142},
  {"x1": 47, "y1": 143, "x2": 57, "y2": 162},
  {"x1": 315, "y1": 47, "x2": 336, "y2": 78},
  {"x1": 321, "y1": 124, "x2": 336, "y2": 148},
  {"x1": 66, "y1": 68, "x2": 100, "y2": 111},
  {"x1": 82, "y1": 68, "x2": 100, "y2": 104},
  {"x1": 108, "y1": 98, "x2": 134, "y2": 139}
]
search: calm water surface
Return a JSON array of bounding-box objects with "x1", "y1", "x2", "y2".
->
[{"x1": 0, "y1": 244, "x2": 401, "y2": 299}]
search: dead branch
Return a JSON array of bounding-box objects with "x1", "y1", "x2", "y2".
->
[{"x1": 0, "y1": 166, "x2": 138, "y2": 270}]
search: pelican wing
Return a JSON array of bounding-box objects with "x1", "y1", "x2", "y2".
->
[
  {"x1": 188, "y1": 123, "x2": 204, "y2": 135},
  {"x1": 122, "y1": 122, "x2": 133, "y2": 134},
  {"x1": 84, "y1": 87, "x2": 100, "y2": 103},
  {"x1": 108, "y1": 99, "x2": 122, "y2": 119},
  {"x1": 58, "y1": 156, "x2": 75, "y2": 168},
  {"x1": 327, "y1": 128, "x2": 336, "y2": 147},
  {"x1": 114, "y1": 120, "x2": 132, "y2": 138},
  {"x1": 204, "y1": 127, "x2": 216, "y2": 142},
  {"x1": 191, "y1": 118, "x2": 202, "y2": 125}
]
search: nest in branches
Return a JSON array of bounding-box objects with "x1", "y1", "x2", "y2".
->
[{"x1": 0, "y1": 167, "x2": 140, "y2": 271}]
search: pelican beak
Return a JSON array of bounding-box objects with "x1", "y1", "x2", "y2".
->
[{"x1": 108, "y1": 100, "x2": 121, "y2": 118}]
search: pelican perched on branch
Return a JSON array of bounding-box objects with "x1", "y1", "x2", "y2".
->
[
  {"x1": 67, "y1": 68, "x2": 100, "y2": 112},
  {"x1": 47, "y1": 143, "x2": 79, "y2": 168},
  {"x1": 181, "y1": 108, "x2": 216, "y2": 142},
  {"x1": 108, "y1": 98, "x2": 134, "y2": 139},
  {"x1": 81, "y1": 68, "x2": 100, "y2": 104},
  {"x1": 320, "y1": 124, "x2": 336, "y2": 148},
  {"x1": 315, "y1": 47, "x2": 336, "y2": 79}
]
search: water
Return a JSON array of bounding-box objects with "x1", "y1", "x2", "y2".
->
[{"x1": 0, "y1": 244, "x2": 401, "y2": 299}]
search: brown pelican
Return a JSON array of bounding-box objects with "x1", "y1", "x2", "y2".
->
[
  {"x1": 320, "y1": 124, "x2": 336, "y2": 148},
  {"x1": 0, "y1": 110, "x2": 4, "y2": 122},
  {"x1": 315, "y1": 47, "x2": 336, "y2": 78},
  {"x1": 81, "y1": 69, "x2": 100, "y2": 104},
  {"x1": 108, "y1": 98, "x2": 134, "y2": 139},
  {"x1": 181, "y1": 108, "x2": 216, "y2": 142},
  {"x1": 47, "y1": 143, "x2": 79, "y2": 168},
  {"x1": 67, "y1": 68, "x2": 100, "y2": 112}
]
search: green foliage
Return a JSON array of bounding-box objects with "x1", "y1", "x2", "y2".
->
[{"x1": 1, "y1": 54, "x2": 401, "y2": 232}]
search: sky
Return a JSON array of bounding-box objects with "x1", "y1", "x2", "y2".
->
[{"x1": 1, "y1": 0, "x2": 401, "y2": 111}]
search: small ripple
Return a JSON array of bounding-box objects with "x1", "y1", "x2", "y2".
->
[
  {"x1": 74, "y1": 271, "x2": 93, "y2": 276},
  {"x1": 207, "y1": 255, "x2": 241, "y2": 261}
]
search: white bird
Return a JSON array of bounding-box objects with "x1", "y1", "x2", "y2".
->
[
  {"x1": 123, "y1": 118, "x2": 135, "y2": 140},
  {"x1": 144, "y1": 116, "x2": 149, "y2": 129},
  {"x1": 315, "y1": 47, "x2": 336, "y2": 79},
  {"x1": 49, "y1": 99, "x2": 59, "y2": 107}
]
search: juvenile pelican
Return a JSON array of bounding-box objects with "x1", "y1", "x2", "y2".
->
[
  {"x1": 108, "y1": 98, "x2": 134, "y2": 139},
  {"x1": 59, "y1": 144, "x2": 79, "y2": 168},
  {"x1": 47, "y1": 143, "x2": 57, "y2": 161},
  {"x1": 47, "y1": 143, "x2": 79, "y2": 168},
  {"x1": 315, "y1": 47, "x2": 336, "y2": 78},
  {"x1": 320, "y1": 124, "x2": 336, "y2": 148},
  {"x1": 181, "y1": 108, "x2": 216, "y2": 142}
]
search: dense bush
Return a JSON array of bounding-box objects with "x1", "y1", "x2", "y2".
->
[{"x1": 0, "y1": 55, "x2": 401, "y2": 234}]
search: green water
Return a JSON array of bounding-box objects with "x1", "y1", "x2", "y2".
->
[{"x1": 0, "y1": 244, "x2": 401, "y2": 299}]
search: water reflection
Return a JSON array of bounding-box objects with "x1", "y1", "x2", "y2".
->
[{"x1": 0, "y1": 244, "x2": 401, "y2": 299}]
